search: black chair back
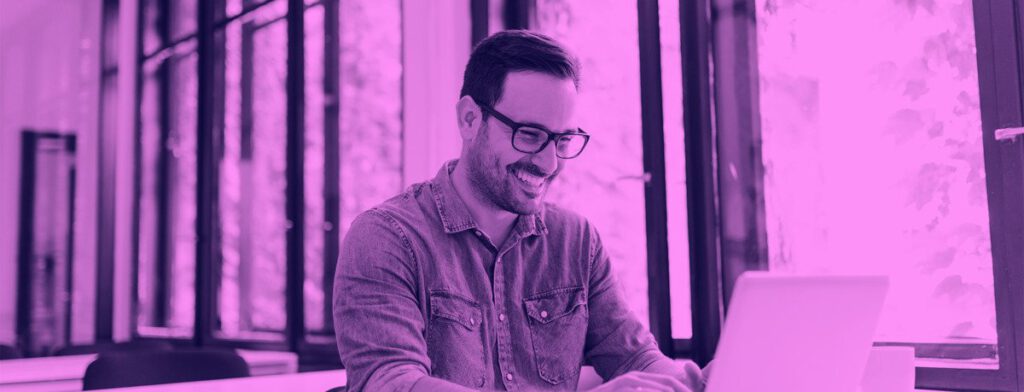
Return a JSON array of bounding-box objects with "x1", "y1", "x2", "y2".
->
[
  {"x1": 0, "y1": 344, "x2": 21, "y2": 360},
  {"x1": 54, "y1": 340, "x2": 174, "y2": 356},
  {"x1": 82, "y1": 349, "x2": 250, "y2": 390}
]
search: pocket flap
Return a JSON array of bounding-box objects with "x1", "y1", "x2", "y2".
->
[
  {"x1": 429, "y1": 291, "x2": 483, "y2": 330},
  {"x1": 524, "y1": 287, "x2": 586, "y2": 324}
]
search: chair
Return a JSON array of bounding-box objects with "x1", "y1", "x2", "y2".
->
[
  {"x1": 82, "y1": 349, "x2": 251, "y2": 390},
  {"x1": 53, "y1": 340, "x2": 174, "y2": 356},
  {"x1": 0, "y1": 344, "x2": 21, "y2": 360}
]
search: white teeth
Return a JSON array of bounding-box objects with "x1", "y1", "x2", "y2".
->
[{"x1": 513, "y1": 169, "x2": 545, "y2": 187}]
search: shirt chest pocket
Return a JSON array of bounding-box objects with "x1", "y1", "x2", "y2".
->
[
  {"x1": 523, "y1": 287, "x2": 589, "y2": 385},
  {"x1": 426, "y1": 291, "x2": 485, "y2": 388}
]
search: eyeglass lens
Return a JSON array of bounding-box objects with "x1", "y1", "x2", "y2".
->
[{"x1": 513, "y1": 127, "x2": 587, "y2": 158}]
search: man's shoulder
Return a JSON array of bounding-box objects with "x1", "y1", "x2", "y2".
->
[
  {"x1": 348, "y1": 182, "x2": 437, "y2": 234},
  {"x1": 540, "y1": 202, "x2": 595, "y2": 237}
]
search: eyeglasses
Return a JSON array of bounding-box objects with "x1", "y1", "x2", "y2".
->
[{"x1": 477, "y1": 102, "x2": 591, "y2": 159}]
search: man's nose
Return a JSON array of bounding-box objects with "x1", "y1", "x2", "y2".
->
[{"x1": 530, "y1": 140, "x2": 560, "y2": 175}]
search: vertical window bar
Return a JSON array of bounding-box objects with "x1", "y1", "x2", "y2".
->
[
  {"x1": 96, "y1": 0, "x2": 121, "y2": 343},
  {"x1": 680, "y1": 0, "x2": 722, "y2": 367},
  {"x1": 637, "y1": 0, "x2": 674, "y2": 356},
  {"x1": 195, "y1": 0, "x2": 218, "y2": 347},
  {"x1": 286, "y1": 0, "x2": 307, "y2": 352},
  {"x1": 503, "y1": 0, "x2": 533, "y2": 30},
  {"x1": 210, "y1": 0, "x2": 228, "y2": 337},
  {"x1": 15, "y1": 134, "x2": 39, "y2": 354},
  {"x1": 130, "y1": 0, "x2": 147, "y2": 338},
  {"x1": 708, "y1": 0, "x2": 768, "y2": 308},
  {"x1": 471, "y1": 0, "x2": 489, "y2": 46},
  {"x1": 322, "y1": 0, "x2": 341, "y2": 339},
  {"x1": 154, "y1": 59, "x2": 172, "y2": 329}
]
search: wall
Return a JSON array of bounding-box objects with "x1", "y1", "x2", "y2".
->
[
  {"x1": 0, "y1": 0, "x2": 102, "y2": 345},
  {"x1": 401, "y1": 0, "x2": 472, "y2": 186}
]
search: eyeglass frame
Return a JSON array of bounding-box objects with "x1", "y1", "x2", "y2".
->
[{"x1": 475, "y1": 100, "x2": 591, "y2": 159}]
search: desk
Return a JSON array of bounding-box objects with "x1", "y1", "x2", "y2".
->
[
  {"x1": 0, "y1": 359, "x2": 950, "y2": 392},
  {"x1": 90, "y1": 369, "x2": 944, "y2": 392},
  {"x1": 0, "y1": 350, "x2": 297, "y2": 392},
  {"x1": 91, "y1": 370, "x2": 346, "y2": 392}
]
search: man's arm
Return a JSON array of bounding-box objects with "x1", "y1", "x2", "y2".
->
[
  {"x1": 333, "y1": 210, "x2": 473, "y2": 392},
  {"x1": 582, "y1": 223, "x2": 704, "y2": 390}
]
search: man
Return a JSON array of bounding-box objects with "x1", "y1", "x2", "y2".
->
[{"x1": 334, "y1": 30, "x2": 705, "y2": 391}]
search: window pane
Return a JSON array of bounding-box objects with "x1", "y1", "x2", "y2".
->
[
  {"x1": 136, "y1": 63, "x2": 161, "y2": 331},
  {"x1": 224, "y1": 0, "x2": 245, "y2": 22},
  {"x1": 337, "y1": 1, "x2": 404, "y2": 240},
  {"x1": 303, "y1": 4, "x2": 328, "y2": 334},
  {"x1": 170, "y1": 0, "x2": 197, "y2": 42},
  {"x1": 167, "y1": 50, "x2": 199, "y2": 334},
  {"x1": 756, "y1": 0, "x2": 996, "y2": 366},
  {"x1": 141, "y1": 0, "x2": 197, "y2": 54},
  {"x1": 222, "y1": 0, "x2": 280, "y2": 23},
  {"x1": 217, "y1": 1, "x2": 289, "y2": 339},
  {"x1": 534, "y1": 0, "x2": 650, "y2": 327},
  {"x1": 141, "y1": 0, "x2": 163, "y2": 55},
  {"x1": 102, "y1": 4, "x2": 120, "y2": 69},
  {"x1": 303, "y1": 0, "x2": 404, "y2": 335},
  {"x1": 135, "y1": 43, "x2": 199, "y2": 338},
  {"x1": 659, "y1": 0, "x2": 692, "y2": 340},
  {"x1": 20, "y1": 134, "x2": 77, "y2": 355}
]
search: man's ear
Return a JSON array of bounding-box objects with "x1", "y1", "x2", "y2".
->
[{"x1": 456, "y1": 95, "x2": 483, "y2": 142}]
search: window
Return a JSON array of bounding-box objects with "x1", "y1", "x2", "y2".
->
[
  {"x1": 673, "y1": 0, "x2": 1021, "y2": 388},
  {"x1": 757, "y1": 0, "x2": 995, "y2": 362},
  {"x1": 528, "y1": 0, "x2": 694, "y2": 349},
  {"x1": 132, "y1": 0, "x2": 404, "y2": 364},
  {"x1": 533, "y1": 0, "x2": 652, "y2": 328},
  {"x1": 16, "y1": 132, "x2": 78, "y2": 355},
  {"x1": 215, "y1": 0, "x2": 289, "y2": 341},
  {"x1": 745, "y1": 0, "x2": 1023, "y2": 389},
  {"x1": 303, "y1": 0, "x2": 404, "y2": 339},
  {"x1": 658, "y1": 0, "x2": 692, "y2": 341},
  {"x1": 135, "y1": 40, "x2": 199, "y2": 338}
]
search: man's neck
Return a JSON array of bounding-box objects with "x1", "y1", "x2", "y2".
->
[{"x1": 451, "y1": 161, "x2": 518, "y2": 247}]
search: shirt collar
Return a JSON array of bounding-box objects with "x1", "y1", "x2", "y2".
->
[{"x1": 429, "y1": 160, "x2": 548, "y2": 237}]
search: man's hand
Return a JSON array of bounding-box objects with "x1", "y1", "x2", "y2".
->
[{"x1": 587, "y1": 371, "x2": 694, "y2": 392}]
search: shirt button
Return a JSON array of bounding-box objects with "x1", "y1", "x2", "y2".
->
[
  {"x1": 540, "y1": 310, "x2": 549, "y2": 318},
  {"x1": 469, "y1": 317, "x2": 476, "y2": 325},
  {"x1": 498, "y1": 314, "x2": 506, "y2": 321},
  {"x1": 505, "y1": 373, "x2": 513, "y2": 381},
  {"x1": 474, "y1": 230, "x2": 483, "y2": 237}
]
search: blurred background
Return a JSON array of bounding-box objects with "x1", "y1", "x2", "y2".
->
[{"x1": 1, "y1": 0, "x2": 1022, "y2": 390}]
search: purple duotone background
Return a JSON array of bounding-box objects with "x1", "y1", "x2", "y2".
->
[{"x1": 0, "y1": 0, "x2": 997, "y2": 374}]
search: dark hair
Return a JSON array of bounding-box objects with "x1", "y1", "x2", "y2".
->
[{"x1": 460, "y1": 30, "x2": 580, "y2": 114}]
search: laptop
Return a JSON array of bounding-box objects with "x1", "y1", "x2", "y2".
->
[{"x1": 705, "y1": 272, "x2": 890, "y2": 392}]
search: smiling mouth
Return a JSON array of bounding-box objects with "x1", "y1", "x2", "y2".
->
[{"x1": 509, "y1": 167, "x2": 546, "y2": 191}]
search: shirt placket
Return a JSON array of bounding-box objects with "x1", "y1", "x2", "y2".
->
[{"x1": 492, "y1": 230, "x2": 525, "y2": 391}]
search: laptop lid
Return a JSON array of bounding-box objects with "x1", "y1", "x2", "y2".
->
[{"x1": 705, "y1": 272, "x2": 890, "y2": 392}]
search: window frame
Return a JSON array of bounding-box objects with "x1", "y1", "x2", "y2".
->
[
  {"x1": 118, "y1": 0, "x2": 1024, "y2": 387},
  {"x1": 129, "y1": 0, "x2": 342, "y2": 368},
  {"x1": 669, "y1": 0, "x2": 1024, "y2": 390},
  {"x1": 95, "y1": 0, "x2": 121, "y2": 344},
  {"x1": 16, "y1": 131, "x2": 79, "y2": 355}
]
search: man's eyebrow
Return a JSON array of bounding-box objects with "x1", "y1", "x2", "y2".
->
[
  {"x1": 517, "y1": 120, "x2": 581, "y2": 134},
  {"x1": 517, "y1": 120, "x2": 552, "y2": 130}
]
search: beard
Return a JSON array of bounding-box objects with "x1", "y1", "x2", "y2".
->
[{"x1": 464, "y1": 124, "x2": 560, "y2": 215}]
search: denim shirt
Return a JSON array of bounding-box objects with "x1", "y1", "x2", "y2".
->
[{"x1": 334, "y1": 161, "x2": 677, "y2": 391}]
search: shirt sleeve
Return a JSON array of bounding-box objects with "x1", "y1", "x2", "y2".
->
[
  {"x1": 333, "y1": 210, "x2": 474, "y2": 392},
  {"x1": 581, "y1": 223, "x2": 674, "y2": 381}
]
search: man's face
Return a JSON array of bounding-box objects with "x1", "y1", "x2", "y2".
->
[{"x1": 465, "y1": 71, "x2": 579, "y2": 215}]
